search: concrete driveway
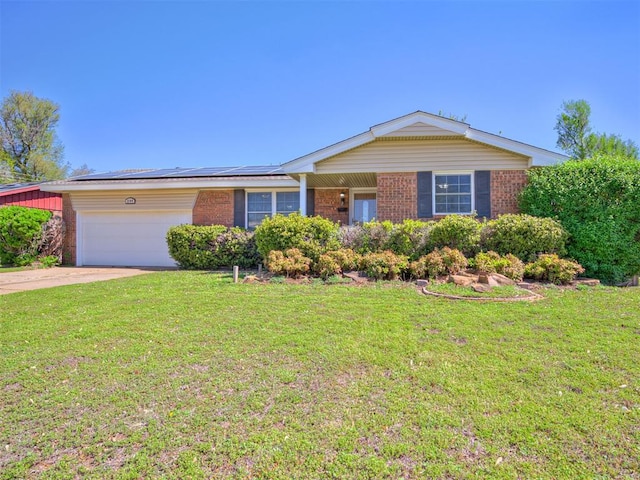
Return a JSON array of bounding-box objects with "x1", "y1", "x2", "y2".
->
[{"x1": 0, "y1": 267, "x2": 160, "y2": 295}]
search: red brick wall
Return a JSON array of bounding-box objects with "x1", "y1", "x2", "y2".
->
[
  {"x1": 62, "y1": 193, "x2": 76, "y2": 265},
  {"x1": 193, "y1": 190, "x2": 234, "y2": 226},
  {"x1": 491, "y1": 170, "x2": 528, "y2": 217},
  {"x1": 314, "y1": 188, "x2": 349, "y2": 225},
  {"x1": 376, "y1": 173, "x2": 417, "y2": 223}
]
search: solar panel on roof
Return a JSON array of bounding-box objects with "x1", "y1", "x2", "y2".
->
[
  {"x1": 71, "y1": 166, "x2": 286, "y2": 181},
  {"x1": 0, "y1": 182, "x2": 40, "y2": 192},
  {"x1": 163, "y1": 167, "x2": 235, "y2": 177}
]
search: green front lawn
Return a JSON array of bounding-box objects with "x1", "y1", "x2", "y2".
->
[{"x1": 1, "y1": 272, "x2": 638, "y2": 479}]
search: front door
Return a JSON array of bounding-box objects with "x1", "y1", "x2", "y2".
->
[{"x1": 353, "y1": 192, "x2": 376, "y2": 224}]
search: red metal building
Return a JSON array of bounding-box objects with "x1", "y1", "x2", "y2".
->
[{"x1": 0, "y1": 183, "x2": 63, "y2": 216}]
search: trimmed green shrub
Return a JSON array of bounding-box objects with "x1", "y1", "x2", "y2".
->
[
  {"x1": 428, "y1": 215, "x2": 482, "y2": 256},
  {"x1": 359, "y1": 250, "x2": 408, "y2": 280},
  {"x1": 519, "y1": 155, "x2": 640, "y2": 283},
  {"x1": 211, "y1": 229, "x2": 260, "y2": 268},
  {"x1": 315, "y1": 253, "x2": 341, "y2": 279},
  {"x1": 167, "y1": 225, "x2": 227, "y2": 269},
  {"x1": 409, "y1": 251, "x2": 445, "y2": 279},
  {"x1": 0, "y1": 206, "x2": 52, "y2": 265},
  {"x1": 385, "y1": 219, "x2": 435, "y2": 259},
  {"x1": 38, "y1": 255, "x2": 60, "y2": 268},
  {"x1": 499, "y1": 254, "x2": 525, "y2": 282},
  {"x1": 254, "y1": 213, "x2": 339, "y2": 262},
  {"x1": 440, "y1": 247, "x2": 468, "y2": 275},
  {"x1": 473, "y1": 251, "x2": 525, "y2": 281},
  {"x1": 409, "y1": 247, "x2": 467, "y2": 279},
  {"x1": 315, "y1": 248, "x2": 361, "y2": 278},
  {"x1": 524, "y1": 254, "x2": 585, "y2": 285},
  {"x1": 166, "y1": 225, "x2": 258, "y2": 269},
  {"x1": 266, "y1": 248, "x2": 312, "y2": 278},
  {"x1": 480, "y1": 214, "x2": 568, "y2": 262},
  {"x1": 337, "y1": 225, "x2": 365, "y2": 252},
  {"x1": 337, "y1": 221, "x2": 393, "y2": 254},
  {"x1": 473, "y1": 251, "x2": 501, "y2": 272}
]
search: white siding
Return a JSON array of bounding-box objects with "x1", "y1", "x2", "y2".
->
[
  {"x1": 70, "y1": 189, "x2": 198, "y2": 212},
  {"x1": 380, "y1": 122, "x2": 461, "y2": 138},
  {"x1": 315, "y1": 139, "x2": 529, "y2": 174}
]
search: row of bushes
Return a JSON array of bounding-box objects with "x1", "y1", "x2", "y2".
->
[
  {"x1": 255, "y1": 212, "x2": 568, "y2": 262},
  {"x1": 0, "y1": 206, "x2": 63, "y2": 267},
  {"x1": 266, "y1": 246, "x2": 584, "y2": 285},
  {"x1": 166, "y1": 212, "x2": 569, "y2": 271},
  {"x1": 165, "y1": 220, "x2": 583, "y2": 285}
]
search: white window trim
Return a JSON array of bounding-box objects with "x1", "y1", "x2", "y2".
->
[
  {"x1": 349, "y1": 187, "x2": 377, "y2": 225},
  {"x1": 245, "y1": 188, "x2": 300, "y2": 228},
  {"x1": 432, "y1": 171, "x2": 475, "y2": 216}
]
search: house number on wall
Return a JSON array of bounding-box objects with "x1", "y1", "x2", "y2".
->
[{"x1": 125, "y1": 197, "x2": 136, "y2": 205}]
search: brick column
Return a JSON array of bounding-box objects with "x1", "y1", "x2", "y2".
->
[
  {"x1": 62, "y1": 193, "x2": 76, "y2": 265},
  {"x1": 376, "y1": 173, "x2": 417, "y2": 223},
  {"x1": 490, "y1": 170, "x2": 528, "y2": 217}
]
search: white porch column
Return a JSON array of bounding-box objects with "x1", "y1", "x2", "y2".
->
[{"x1": 299, "y1": 174, "x2": 307, "y2": 216}]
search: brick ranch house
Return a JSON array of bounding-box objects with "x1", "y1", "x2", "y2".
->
[{"x1": 41, "y1": 111, "x2": 566, "y2": 267}]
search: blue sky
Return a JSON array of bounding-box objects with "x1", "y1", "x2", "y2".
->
[{"x1": 1, "y1": 1, "x2": 639, "y2": 174}]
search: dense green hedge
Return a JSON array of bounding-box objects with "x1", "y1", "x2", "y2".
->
[
  {"x1": 166, "y1": 225, "x2": 259, "y2": 269},
  {"x1": 428, "y1": 215, "x2": 482, "y2": 256},
  {"x1": 337, "y1": 215, "x2": 566, "y2": 261},
  {"x1": 166, "y1": 212, "x2": 580, "y2": 282},
  {"x1": 480, "y1": 214, "x2": 568, "y2": 262},
  {"x1": 519, "y1": 155, "x2": 640, "y2": 284},
  {"x1": 0, "y1": 206, "x2": 52, "y2": 265},
  {"x1": 254, "y1": 213, "x2": 339, "y2": 262}
]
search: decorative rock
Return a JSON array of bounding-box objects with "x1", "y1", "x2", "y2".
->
[
  {"x1": 478, "y1": 273, "x2": 501, "y2": 287},
  {"x1": 477, "y1": 272, "x2": 490, "y2": 284},
  {"x1": 517, "y1": 282, "x2": 536, "y2": 290},
  {"x1": 343, "y1": 271, "x2": 369, "y2": 283},
  {"x1": 491, "y1": 273, "x2": 516, "y2": 286},
  {"x1": 416, "y1": 279, "x2": 429, "y2": 288},
  {"x1": 448, "y1": 274, "x2": 476, "y2": 286},
  {"x1": 472, "y1": 283, "x2": 492, "y2": 293},
  {"x1": 458, "y1": 271, "x2": 477, "y2": 278}
]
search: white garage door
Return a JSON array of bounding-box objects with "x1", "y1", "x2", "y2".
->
[{"x1": 80, "y1": 211, "x2": 191, "y2": 267}]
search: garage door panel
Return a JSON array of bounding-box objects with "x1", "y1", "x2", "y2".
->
[{"x1": 81, "y1": 211, "x2": 190, "y2": 267}]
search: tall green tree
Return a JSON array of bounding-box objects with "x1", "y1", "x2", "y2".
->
[
  {"x1": 584, "y1": 132, "x2": 638, "y2": 159},
  {"x1": 555, "y1": 99, "x2": 592, "y2": 159},
  {"x1": 555, "y1": 99, "x2": 638, "y2": 160},
  {"x1": 0, "y1": 91, "x2": 68, "y2": 182}
]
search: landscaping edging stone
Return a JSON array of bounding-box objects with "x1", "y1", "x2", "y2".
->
[{"x1": 421, "y1": 285, "x2": 544, "y2": 302}]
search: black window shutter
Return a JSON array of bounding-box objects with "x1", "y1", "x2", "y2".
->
[
  {"x1": 417, "y1": 171, "x2": 433, "y2": 218},
  {"x1": 233, "y1": 189, "x2": 245, "y2": 227},
  {"x1": 306, "y1": 189, "x2": 315, "y2": 216},
  {"x1": 475, "y1": 171, "x2": 491, "y2": 219}
]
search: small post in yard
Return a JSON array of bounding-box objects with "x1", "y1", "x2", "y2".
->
[
  {"x1": 233, "y1": 266, "x2": 239, "y2": 284},
  {"x1": 258, "y1": 263, "x2": 262, "y2": 276}
]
